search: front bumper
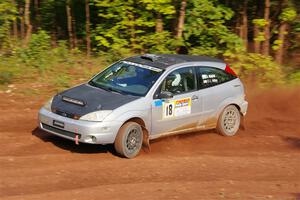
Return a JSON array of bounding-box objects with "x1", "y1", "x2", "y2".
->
[{"x1": 38, "y1": 108, "x2": 121, "y2": 144}]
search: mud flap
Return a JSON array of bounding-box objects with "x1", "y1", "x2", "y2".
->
[
  {"x1": 240, "y1": 115, "x2": 245, "y2": 130},
  {"x1": 141, "y1": 127, "x2": 151, "y2": 153}
]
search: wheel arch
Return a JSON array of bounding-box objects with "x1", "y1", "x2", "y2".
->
[
  {"x1": 216, "y1": 96, "x2": 244, "y2": 117},
  {"x1": 229, "y1": 103, "x2": 241, "y2": 113},
  {"x1": 123, "y1": 117, "x2": 151, "y2": 151}
]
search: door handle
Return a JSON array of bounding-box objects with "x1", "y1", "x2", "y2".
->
[{"x1": 191, "y1": 95, "x2": 199, "y2": 101}]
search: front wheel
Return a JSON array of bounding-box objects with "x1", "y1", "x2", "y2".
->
[
  {"x1": 217, "y1": 105, "x2": 241, "y2": 136},
  {"x1": 114, "y1": 122, "x2": 143, "y2": 158}
]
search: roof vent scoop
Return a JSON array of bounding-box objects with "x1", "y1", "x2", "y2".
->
[
  {"x1": 62, "y1": 96, "x2": 86, "y2": 106},
  {"x1": 140, "y1": 54, "x2": 160, "y2": 62}
]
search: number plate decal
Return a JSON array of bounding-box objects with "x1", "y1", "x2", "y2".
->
[
  {"x1": 53, "y1": 120, "x2": 65, "y2": 129},
  {"x1": 162, "y1": 97, "x2": 191, "y2": 119}
]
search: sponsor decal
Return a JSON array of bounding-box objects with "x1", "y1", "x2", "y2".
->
[
  {"x1": 162, "y1": 97, "x2": 191, "y2": 119},
  {"x1": 122, "y1": 61, "x2": 162, "y2": 72},
  {"x1": 154, "y1": 100, "x2": 163, "y2": 107}
]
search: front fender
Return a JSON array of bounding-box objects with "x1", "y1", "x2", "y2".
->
[{"x1": 114, "y1": 110, "x2": 151, "y2": 131}]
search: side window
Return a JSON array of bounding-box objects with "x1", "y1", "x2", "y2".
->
[
  {"x1": 161, "y1": 67, "x2": 196, "y2": 95},
  {"x1": 198, "y1": 67, "x2": 234, "y2": 89}
]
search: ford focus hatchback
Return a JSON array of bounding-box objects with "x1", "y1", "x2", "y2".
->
[{"x1": 38, "y1": 54, "x2": 248, "y2": 158}]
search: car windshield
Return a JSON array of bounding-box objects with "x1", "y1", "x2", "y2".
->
[{"x1": 89, "y1": 61, "x2": 164, "y2": 96}]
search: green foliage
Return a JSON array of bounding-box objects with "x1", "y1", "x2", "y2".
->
[
  {"x1": 185, "y1": 0, "x2": 244, "y2": 57},
  {"x1": 273, "y1": 8, "x2": 297, "y2": 52},
  {"x1": 53, "y1": 74, "x2": 72, "y2": 91},
  {"x1": 52, "y1": 41, "x2": 69, "y2": 62},
  {"x1": 1, "y1": 0, "x2": 300, "y2": 89},
  {"x1": 279, "y1": 8, "x2": 297, "y2": 22},
  {"x1": 95, "y1": 0, "x2": 151, "y2": 52},
  {"x1": 272, "y1": 39, "x2": 283, "y2": 51},
  {"x1": 252, "y1": 19, "x2": 269, "y2": 43},
  {"x1": 288, "y1": 71, "x2": 300, "y2": 84},
  {"x1": 94, "y1": 0, "x2": 176, "y2": 54},
  {"x1": 293, "y1": 21, "x2": 300, "y2": 32},
  {"x1": 40, "y1": 0, "x2": 67, "y2": 35},
  {"x1": 0, "y1": 71, "x2": 13, "y2": 85},
  {"x1": 0, "y1": 55, "x2": 22, "y2": 85},
  {"x1": 97, "y1": 49, "x2": 131, "y2": 63},
  {"x1": 138, "y1": 31, "x2": 176, "y2": 53},
  {"x1": 252, "y1": 19, "x2": 268, "y2": 27},
  {"x1": 16, "y1": 30, "x2": 51, "y2": 70},
  {"x1": 0, "y1": 0, "x2": 17, "y2": 49},
  {"x1": 141, "y1": 0, "x2": 175, "y2": 15},
  {"x1": 254, "y1": 32, "x2": 266, "y2": 42},
  {"x1": 225, "y1": 53, "x2": 284, "y2": 86}
]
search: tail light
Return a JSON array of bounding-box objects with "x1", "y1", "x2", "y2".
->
[{"x1": 225, "y1": 65, "x2": 238, "y2": 77}]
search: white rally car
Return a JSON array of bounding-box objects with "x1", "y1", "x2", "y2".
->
[{"x1": 39, "y1": 54, "x2": 248, "y2": 158}]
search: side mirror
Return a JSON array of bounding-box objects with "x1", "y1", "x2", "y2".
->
[{"x1": 157, "y1": 91, "x2": 173, "y2": 99}]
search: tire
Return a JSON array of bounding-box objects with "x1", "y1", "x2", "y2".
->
[
  {"x1": 217, "y1": 105, "x2": 241, "y2": 136},
  {"x1": 114, "y1": 122, "x2": 143, "y2": 158}
]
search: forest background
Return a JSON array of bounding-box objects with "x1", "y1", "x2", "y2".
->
[{"x1": 1, "y1": 0, "x2": 300, "y2": 93}]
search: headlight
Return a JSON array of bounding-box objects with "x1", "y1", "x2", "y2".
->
[
  {"x1": 43, "y1": 97, "x2": 53, "y2": 111},
  {"x1": 79, "y1": 110, "x2": 112, "y2": 122}
]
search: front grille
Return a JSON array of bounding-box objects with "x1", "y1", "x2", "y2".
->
[
  {"x1": 42, "y1": 123, "x2": 81, "y2": 139},
  {"x1": 53, "y1": 109, "x2": 76, "y2": 119}
]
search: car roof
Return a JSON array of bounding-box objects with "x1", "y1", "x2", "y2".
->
[{"x1": 123, "y1": 54, "x2": 224, "y2": 69}]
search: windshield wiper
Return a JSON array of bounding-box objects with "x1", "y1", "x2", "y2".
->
[
  {"x1": 108, "y1": 87, "x2": 129, "y2": 95},
  {"x1": 89, "y1": 81, "x2": 135, "y2": 96},
  {"x1": 88, "y1": 80, "x2": 97, "y2": 87},
  {"x1": 89, "y1": 81, "x2": 111, "y2": 92}
]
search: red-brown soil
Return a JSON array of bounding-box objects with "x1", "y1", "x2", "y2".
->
[{"x1": 0, "y1": 86, "x2": 300, "y2": 200}]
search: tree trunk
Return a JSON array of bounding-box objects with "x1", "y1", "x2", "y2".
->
[
  {"x1": 34, "y1": 0, "x2": 39, "y2": 15},
  {"x1": 66, "y1": 0, "x2": 74, "y2": 49},
  {"x1": 11, "y1": 0, "x2": 18, "y2": 39},
  {"x1": 72, "y1": 18, "x2": 77, "y2": 48},
  {"x1": 176, "y1": 0, "x2": 187, "y2": 39},
  {"x1": 236, "y1": 12, "x2": 241, "y2": 35},
  {"x1": 51, "y1": 31, "x2": 57, "y2": 47},
  {"x1": 253, "y1": 24, "x2": 261, "y2": 53},
  {"x1": 13, "y1": 19, "x2": 18, "y2": 39},
  {"x1": 225, "y1": 0, "x2": 230, "y2": 6},
  {"x1": 275, "y1": 22, "x2": 288, "y2": 64},
  {"x1": 34, "y1": 0, "x2": 40, "y2": 29},
  {"x1": 24, "y1": 0, "x2": 32, "y2": 46},
  {"x1": 262, "y1": 0, "x2": 270, "y2": 56},
  {"x1": 85, "y1": 0, "x2": 91, "y2": 56},
  {"x1": 241, "y1": 0, "x2": 248, "y2": 50},
  {"x1": 155, "y1": 13, "x2": 163, "y2": 33},
  {"x1": 19, "y1": 6, "x2": 25, "y2": 39}
]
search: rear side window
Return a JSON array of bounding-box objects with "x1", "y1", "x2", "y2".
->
[{"x1": 198, "y1": 67, "x2": 236, "y2": 89}]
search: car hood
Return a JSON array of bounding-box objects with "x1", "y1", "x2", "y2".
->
[{"x1": 51, "y1": 83, "x2": 139, "y2": 117}]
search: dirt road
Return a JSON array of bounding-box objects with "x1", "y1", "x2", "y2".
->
[{"x1": 0, "y1": 87, "x2": 300, "y2": 200}]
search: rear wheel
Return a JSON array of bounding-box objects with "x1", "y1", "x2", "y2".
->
[
  {"x1": 114, "y1": 122, "x2": 143, "y2": 158},
  {"x1": 217, "y1": 105, "x2": 241, "y2": 136}
]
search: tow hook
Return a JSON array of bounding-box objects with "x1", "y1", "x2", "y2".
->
[{"x1": 75, "y1": 135, "x2": 79, "y2": 145}]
